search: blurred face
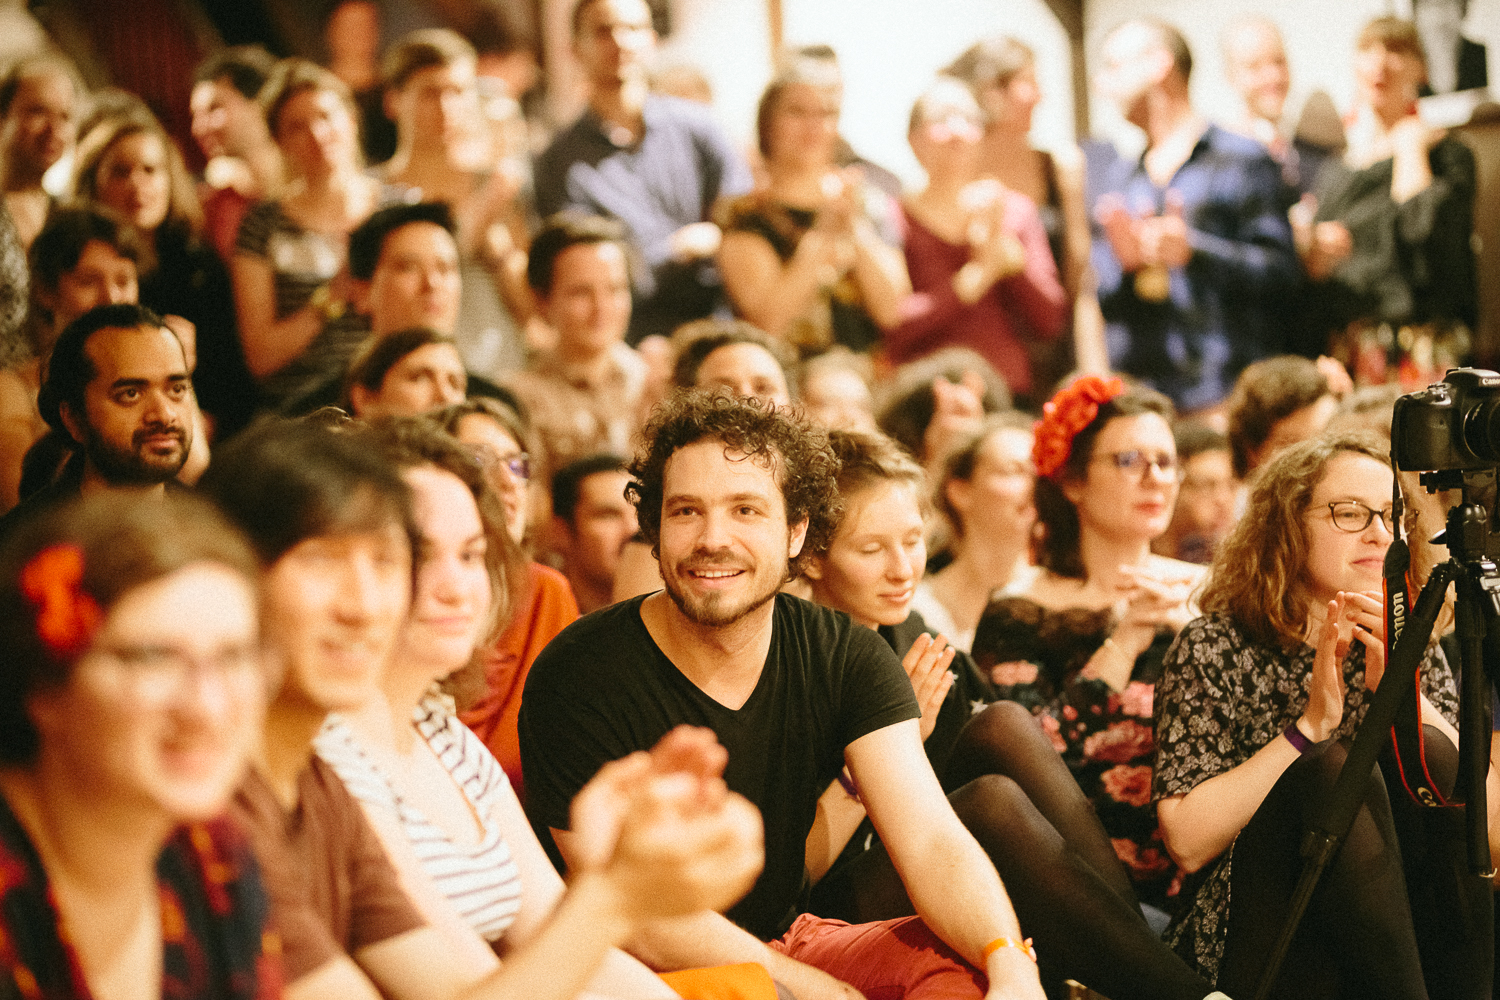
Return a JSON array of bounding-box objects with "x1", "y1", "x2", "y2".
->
[
  {"x1": 2, "y1": 69, "x2": 75, "y2": 180},
  {"x1": 542, "y1": 242, "x2": 632, "y2": 358},
  {"x1": 563, "y1": 469, "x2": 638, "y2": 594},
  {"x1": 807, "y1": 480, "x2": 925, "y2": 628},
  {"x1": 766, "y1": 83, "x2": 840, "y2": 169},
  {"x1": 356, "y1": 343, "x2": 466, "y2": 418},
  {"x1": 68, "y1": 325, "x2": 194, "y2": 485},
  {"x1": 455, "y1": 413, "x2": 528, "y2": 544},
  {"x1": 94, "y1": 131, "x2": 172, "y2": 233},
  {"x1": 391, "y1": 60, "x2": 480, "y2": 150},
  {"x1": 573, "y1": 0, "x2": 656, "y2": 89},
  {"x1": 261, "y1": 522, "x2": 412, "y2": 713},
  {"x1": 981, "y1": 64, "x2": 1041, "y2": 134},
  {"x1": 1096, "y1": 23, "x2": 1167, "y2": 126},
  {"x1": 1251, "y1": 394, "x2": 1338, "y2": 472},
  {"x1": 1065, "y1": 413, "x2": 1179, "y2": 543},
  {"x1": 1355, "y1": 42, "x2": 1426, "y2": 123},
  {"x1": 908, "y1": 100, "x2": 984, "y2": 183},
  {"x1": 947, "y1": 427, "x2": 1035, "y2": 543},
  {"x1": 657, "y1": 440, "x2": 807, "y2": 627},
  {"x1": 363, "y1": 222, "x2": 462, "y2": 336},
  {"x1": 1302, "y1": 452, "x2": 1394, "y2": 606},
  {"x1": 1172, "y1": 448, "x2": 1237, "y2": 537},
  {"x1": 398, "y1": 465, "x2": 491, "y2": 676},
  {"x1": 1224, "y1": 22, "x2": 1291, "y2": 124},
  {"x1": 45, "y1": 239, "x2": 138, "y2": 332},
  {"x1": 190, "y1": 77, "x2": 272, "y2": 162},
  {"x1": 694, "y1": 343, "x2": 790, "y2": 406},
  {"x1": 801, "y1": 367, "x2": 875, "y2": 432},
  {"x1": 276, "y1": 87, "x2": 358, "y2": 180},
  {"x1": 31, "y1": 563, "x2": 262, "y2": 820}
]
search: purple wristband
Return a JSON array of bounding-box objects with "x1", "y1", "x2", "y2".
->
[{"x1": 1283, "y1": 721, "x2": 1315, "y2": 755}]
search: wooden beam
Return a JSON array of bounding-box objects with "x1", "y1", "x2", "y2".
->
[
  {"x1": 1041, "y1": 0, "x2": 1089, "y2": 140},
  {"x1": 767, "y1": 0, "x2": 783, "y2": 58}
]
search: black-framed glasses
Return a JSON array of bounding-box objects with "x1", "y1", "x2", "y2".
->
[
  {"x1": 1093, "y1": 450, "x2": 1178, "y2": 479},
  {"x1": 1321, "y1": 500, "x2": 1395, "y2": 533}
]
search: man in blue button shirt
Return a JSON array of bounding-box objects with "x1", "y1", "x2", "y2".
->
[
  {"x1": 1089, "y1": 19, "x2": 1299, "y2": 415},
  {"x1": 535, "y1": 0, "x2": 752, "y2": 344}
]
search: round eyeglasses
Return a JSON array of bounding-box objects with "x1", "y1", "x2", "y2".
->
[{"x1": 1319, "y1": 500, "x2": 1395, "y2": 533}]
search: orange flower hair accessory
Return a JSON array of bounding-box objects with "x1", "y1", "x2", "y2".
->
[
  {"x1": 1032, "y1": 375, "x2": 1126, "y2": 480},
  {"x1": 19, "y1": 544, "x2": 101, "y2": 658}
]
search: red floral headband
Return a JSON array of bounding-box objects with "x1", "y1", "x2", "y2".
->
[
  {"x1": 1032, "y1": 375, "x2": 1127, "y2": 480},
  {"x1": 19, "y1": 544, "x2": 101, "y2": 659}
]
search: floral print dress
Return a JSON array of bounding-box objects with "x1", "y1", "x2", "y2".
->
[
  {"x1": 1152, "y1": 613, "x2": 1458, "y2": 983},
  {"x1": 971, "y1": 595, "x2": 1180, "y2": 914}
]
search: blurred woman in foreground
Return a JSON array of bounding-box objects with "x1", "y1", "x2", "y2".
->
[{"x1": 0, "y1": 493, "x2": 271, "y2": 998}]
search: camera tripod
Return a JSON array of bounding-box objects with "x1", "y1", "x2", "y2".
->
[{"x1": 1255, "y1": 468, "x2": 1498, "y2": 1000}]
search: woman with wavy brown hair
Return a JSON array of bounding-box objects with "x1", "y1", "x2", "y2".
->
[{"x1": 1154, "y1": 430, "x2": 1488, "y2": 998}]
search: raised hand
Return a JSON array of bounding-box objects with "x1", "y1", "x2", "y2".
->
[
  {"x1": 1338, "y1": 590, "x2": 1386, "y2": 691},
  {"x1": 569, "y1": 726, "x2": 764, "y2": 920},
  {"x1": 1301, "y1": 598, "x2": 1349, "y2": 742},
  {"x1": 903, "y1": 632, "x2": 957, "y2": 742},
  {"x1": 1094, "y1": 193, "x2": 1144, "y2": 272}
]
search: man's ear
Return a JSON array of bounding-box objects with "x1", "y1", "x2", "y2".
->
[
  {"x1": 944, "y1": 477, "x2": 972, "y2": 520},
  {"x1": 351, "y1": 278, "x2": 372, "y2": 318},
  {"x1": 347, "y1": 383, "x2": 374, "y2": 418},
  {"x1": 382, "y1": 87, "x2": 401, "y2": 128},
  {"x1": 58, "y1": 400, "x2": 86, "y2": 446},
  {"x1": 788, "y1": 517, "x2": 809, "y2": 560}
]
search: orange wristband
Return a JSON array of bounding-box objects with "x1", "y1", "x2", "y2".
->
[{"x1": 982, "y1": 936, "x2": 1037, "y2": 963}]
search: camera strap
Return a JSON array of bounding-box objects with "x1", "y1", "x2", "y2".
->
[{"x1": 1384, "y1": 485, "x2": 1458, "y2": 807}]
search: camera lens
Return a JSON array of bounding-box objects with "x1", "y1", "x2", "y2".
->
[{"x1": 1463, "y1": 395, "x2": 1500, "y2": 462}]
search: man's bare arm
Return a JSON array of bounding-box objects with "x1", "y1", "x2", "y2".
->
[{"x1": 846, "y1": 720, "x2": 1045, "y2": 1000}]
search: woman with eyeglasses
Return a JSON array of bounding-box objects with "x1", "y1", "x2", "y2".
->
[
  {"x1": 439, "y1": 398, "x2": 580, "y2": 801},
  {"x1": 0, "y1": 492, "x2": 271, "y2": 999},
  {"x1": 970, "y1": 375, "x2": 1201, "y2": 916},
  {"x1": 1153, "y1": 430, "x2": 1488, "y2": 997}
]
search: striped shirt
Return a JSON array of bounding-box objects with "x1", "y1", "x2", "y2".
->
[{"x1": 316, "y1": 695, "x2": 524, "y2": 941}]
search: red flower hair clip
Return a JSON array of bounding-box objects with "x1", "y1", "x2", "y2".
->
[
  {"x1": 19, "y1": 544, "x2": 102, "y2": 658},
  {"x1": 1032, "y1": 375, "x2": 1126, "y2": 480}
]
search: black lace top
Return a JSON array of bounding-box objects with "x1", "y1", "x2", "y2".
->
[{"x1": 971, "y1": 595, "x2": 1179, "y2": 913}]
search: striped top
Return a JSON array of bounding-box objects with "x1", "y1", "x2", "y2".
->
[{"x1": 315, "y1": 694, "x2": 524, "y2": 942}]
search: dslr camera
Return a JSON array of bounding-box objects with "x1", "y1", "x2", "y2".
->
[{"x1": 1391, "y1": 368, "x2": 1500, "y2": 472}]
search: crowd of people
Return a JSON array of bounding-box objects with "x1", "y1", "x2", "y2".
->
[{"x1": 0, "y1": 1, "x2": 1491, "y2": 998}]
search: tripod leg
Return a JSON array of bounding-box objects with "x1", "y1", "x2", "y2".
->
[{"x1": 1220, "y1": 742, "x2": 1428, "y2": 1000}]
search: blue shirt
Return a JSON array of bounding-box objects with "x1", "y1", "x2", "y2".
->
[
  {"x1": 1089, "y1": 125, "x2": 1299, "y2": 411},
  {"x1": 535, "y1": 95, "x2": 753, "y2": 342}
]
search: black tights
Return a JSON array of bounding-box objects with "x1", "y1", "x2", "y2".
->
[
  {"x1": 1217, "y1": 730, "x2": 1492, "y2": 1000},
  {"x1": 811, "y1": 701, "x2": 1214, "y2": 1000}
]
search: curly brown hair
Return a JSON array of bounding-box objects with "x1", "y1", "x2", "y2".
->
[
  {"x1": 626, "y1": 390, "x2": 841, "y2": 576},
  {"x1": 1200, "y1": 429, "x2": 1390, "y2": 650}
]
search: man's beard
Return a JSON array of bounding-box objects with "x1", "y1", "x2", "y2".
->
[
  {"x1": 84, "y1": 421, "x2": 190, "y2": 485},
  {"x1": 660, "y1": 548, "x2": 785, "y2": 628}
]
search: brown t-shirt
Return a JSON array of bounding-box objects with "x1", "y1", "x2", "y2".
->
[{"x1": 230, "y1": 757, "x2": 426, "y2": 982}]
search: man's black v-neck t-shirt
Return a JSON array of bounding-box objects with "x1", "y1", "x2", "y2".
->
[{"x1": 519, "y1": 592, "x2": 919, "y2": 940}]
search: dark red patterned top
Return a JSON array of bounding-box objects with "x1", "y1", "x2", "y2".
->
[{"x1": 0, "y1": 798, "x2": 279, "y2": 1000}]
